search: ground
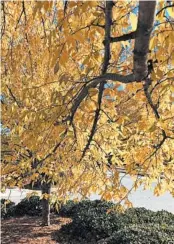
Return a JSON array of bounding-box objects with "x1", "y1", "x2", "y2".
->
[{"x1": 1, "y1": 214, "x2": 71, "y2": 244}]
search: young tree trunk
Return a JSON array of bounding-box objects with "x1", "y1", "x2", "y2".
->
[{"x1": 41, "y1": 182, "x2": 51, "y2": 226}]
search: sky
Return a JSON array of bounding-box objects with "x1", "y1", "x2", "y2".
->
[{"x1": 91, "y1": 175, "x2": 174, "y2": 213}]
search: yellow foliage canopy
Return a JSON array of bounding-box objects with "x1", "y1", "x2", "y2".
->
[{"x1": 1, "y1": 1, "x2": 174, "y2": 204}]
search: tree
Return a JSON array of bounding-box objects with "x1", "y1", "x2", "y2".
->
[{"x1": 1, "y1": 0, "x2": 174, "y2": 224}]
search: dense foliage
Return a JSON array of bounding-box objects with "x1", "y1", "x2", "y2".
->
[
  {"x1": 60, "y1": 200, "x2": 119, "y2": 240},
  {"x1": 58, "y1": 200, "x2": 174, "y2": 243},
  {"x1": 1, "y1": 1, "x2": 174, "y2": 205},
  {"x1": 59, "y1": 199, "x2": 114, "y2": 217},
  {"x1": 106, "y1": 224, "x2": 174, "y2": 244},
  {"x1": 14, "y1": 196, "x2": 42, "y2": 217},
  {"x1": 1, "y1": 196, "x2": 42, "y2": 218}
]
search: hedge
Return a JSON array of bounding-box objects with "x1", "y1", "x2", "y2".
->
[{"x1": 58, "y1": 200, "x2": 174, "y2": 243}]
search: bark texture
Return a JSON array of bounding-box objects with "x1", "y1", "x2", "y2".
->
[
  {"x1": 133, "y1": 1, "x2": 157, "y2": 81},
  {"x1": 41, "y1": 182, "x2": 51, "y2": 226}
]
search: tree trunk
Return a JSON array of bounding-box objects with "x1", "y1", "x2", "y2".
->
[
  {"x1": 133, "y1": 1, "x2": 156, "y2": 81},
  {"x1": 41, "y1": 182, "x2": 51, "y2": 226}
]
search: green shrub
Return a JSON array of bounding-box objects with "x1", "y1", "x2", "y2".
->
[
  {"x1": 58, "y1": 200, "x2": 77, "y2": 217},
  {"x1": 58, "y1": 200, "x2": 174, "y2": 243},
  {"x1": 59, "y1": 199, "x2": 114, "y2": 218},
  {"x1": 14, "y1": 196, "x2": 42, "y2": 216},
  {"x1": 1, "y1": 199, "x2": 16, "y2": 219},
  {"x1": 106, "y1": 224, "x2": 174, "y2": 244},
  {"x1": 1, "y1": 195, "x2": 60, "y2": 218},
  {"x1": 60, "y1": 200, "x2": 119, "y2": 241},
  {"x1": 119, "y1": 208, "x2": 174, "y2": 227}
]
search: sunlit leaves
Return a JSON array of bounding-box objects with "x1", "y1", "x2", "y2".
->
[
  {"x1": 129, "y1": 13, "x2": 137, "y2": 31},
  {"x1": 1, "y1": 0, "x2": 174, "y2": 205}
]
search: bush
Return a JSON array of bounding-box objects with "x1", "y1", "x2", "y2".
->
[
  {"x1": 58, "y1": 200, "x2": 79, "y2": 217},
  {"x1": 106, "y1": 224, "x2": 174, "y2": 244},
  {"x1": 60, "y1": 200, "x2": 120, "y2": 241},
  {"x1": 14, "y1": 196, "x2": 42, "y2": 216},
  {"x1": 59, "y1": 199, "x2": 114, "y2": 218},
  {"x1": 1, "y1": 199, "x2": 16, "y2": 219},
  {"x1": 119, "y1": 208, "x2": 174, "y2": 227},
  {"x1": 58, "y1": 200, "x2": 174, "y2": 243},
  {"x1": 1, "y1": 195, "x2": 61, "y2": 218}
]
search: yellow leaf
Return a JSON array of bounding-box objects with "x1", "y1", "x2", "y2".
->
[
  {"x1": 151, "y1": 71, "x2": 157, "y2": 80},
  {"x1": 170, "y1": 96, "x2": 174, "y2": 102},
  {"x1": 104, "y1": 192, "x2": 112, "y2": 201},
  {"x1": 167, "y1": 6, "x2": 174, "y2": 17},
  {"x1": 158, "y1": 33, "x2": 165, "y2": 43},
  {"x1": 125, "y1": 199, "x2": 133, "y2": 208},
  {"x1": 42, "y1": 193, "x2": 50, "y2": 200},
  {"x1": 83, "y1": 56, "x2": 90, "y2": 65},
  {"x1": 129, "y1": 13, "x2": 137, "y2": 31},
  {"x1": 43, "y1": 2, "x2": 52, "y2": 11},
  {"x1": 59, "y1": 51, "x2": 69, "y2": 66},
  {"x1": 170, "y1": 85, "x2": 174, "y2": 92},
  {"x1": 89, "y1": 2, "x2": 97, "y2": 7},
  {"x1": 30, "y1": 173, "x2": 39, "y2": 181},
  {"x1": 148, "y1": 122, "x2": 157, "y2": 133},
  {"x1": 33, "y1": 2, "x2": 43, "y2": 19},
  {"x1": 156, "y1": 68, "x2": 163, "y2": 79},
  {"x1": 88, "y1": 88, "x2": 98, "y2": 97},
  {"x1": 80, "y1": 100, "x2": 98, "y2": 113},
  {"x1": 103, "y1": 88, "x2": 115, "y2": 97},
  {"x1": 157, "y1": 119, "x2": 168, "y2": 131},
  {"x1": 74, "y1": 32, "x2": 85, "y2": 42},
  {"x1": 149, "y1": 36, "x2": 157, "y2": 50},
  {"x1": 157, "y1": 11, "x2": 164, "y2": 22}
]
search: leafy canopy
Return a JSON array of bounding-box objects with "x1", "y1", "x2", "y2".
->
[{"x1": 1, "y1": 1, "x2": 174, "y2": 205}]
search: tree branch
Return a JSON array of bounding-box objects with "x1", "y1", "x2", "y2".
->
[
  {"x1": 55, "y1": 72, "x2": 135, "y2": 126},
  {"x1": 143, "y1": 78, "x2": 169, "y2": 155},
  {"x1": 110, "y1": 31, "x2": 136, "y2": 43},
  {"x1": 6, "y1": 85, "x2": 21, "y2": 107},
  {"x1": 101, "y1": 73, "x2": 135, "y2": 83},
  {"x1": 143, "y1": 78, "x2": 159, "y2": 119},
  {"x1": 80, "y1": 1, "x2": 114, "y2": 160},
  {"x1": 40, "y1": 128, "x2": 68, "y2": 163},
  {"x1": 1, "y1": 2, "x2": 6, "y2": 38},
  {"x1": 156, "y1": 3, "x2": 174, "y2": 16}
]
